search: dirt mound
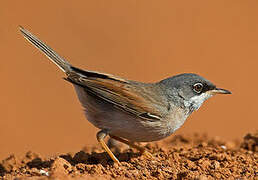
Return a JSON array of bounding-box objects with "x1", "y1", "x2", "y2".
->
[{"x1": 1, "y1": 132, "x2": 257, "y2": 179}]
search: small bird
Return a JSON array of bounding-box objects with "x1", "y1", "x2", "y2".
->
[{"x1": 19, "y1": 26, "x2": 231, "y2": 164}]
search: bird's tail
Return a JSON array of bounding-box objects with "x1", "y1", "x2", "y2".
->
[{"x1": 19, "y1": 26, "x2": 72, "y2": 73}]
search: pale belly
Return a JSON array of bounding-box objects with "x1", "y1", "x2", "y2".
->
[{"x1": 73, "y1": 85, "x2": 188, "y2": 142}]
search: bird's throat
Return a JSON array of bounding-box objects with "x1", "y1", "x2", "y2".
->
[{"x1": 183, "y1": 92, "x2": 213, "y2": 112}]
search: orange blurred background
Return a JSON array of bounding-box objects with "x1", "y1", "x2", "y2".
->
[{"x1": 1, "y1": 0, "x2": 257, "y2": 159}]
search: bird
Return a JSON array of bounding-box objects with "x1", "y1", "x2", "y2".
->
[{"x1": 19, "y1": 26, "x2": 231, "y2": 164}]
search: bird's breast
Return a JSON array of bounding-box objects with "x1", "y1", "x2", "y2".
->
[{"x1": 163, "y1": 106, "x2": 189, "y2": 136}]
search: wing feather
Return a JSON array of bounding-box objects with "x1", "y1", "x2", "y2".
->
[{"x1": 66, "y1": 68, "x2": 166, "y2": 120}]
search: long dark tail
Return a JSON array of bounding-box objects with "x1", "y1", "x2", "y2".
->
[
  {"x1": 19, "y1": 26, "x2": 72, "y2": 73},
  {"x1": 19, "y1": 26, "x2": 128, "y2": 85}
]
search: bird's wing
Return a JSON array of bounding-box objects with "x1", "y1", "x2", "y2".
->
[{"x1": 66, "y1": 66, "x2": 166, "y2": 121}]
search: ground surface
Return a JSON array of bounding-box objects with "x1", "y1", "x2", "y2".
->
[{"x1": 0, "y1": 132, "x2": 257, "y2": 180}]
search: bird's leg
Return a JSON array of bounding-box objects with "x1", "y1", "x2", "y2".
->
[
  {"x1": 96, "y1": 130, "x2": 121, "y2": 164},
  {"x1": 109, "y1": 135, "x2": 153, "y2": 158}
]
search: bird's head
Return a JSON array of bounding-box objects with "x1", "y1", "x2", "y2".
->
[{"x1": 159, "y1": 73, "x2": 231, "y2": 112}]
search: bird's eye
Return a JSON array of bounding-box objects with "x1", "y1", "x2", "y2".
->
[{"x1": 193, "y1": 83, "x2": 203, "y2": 93}]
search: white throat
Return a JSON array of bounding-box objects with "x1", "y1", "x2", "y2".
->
[{"x1": 184, "y1": 92, "x2": 213, "y2": 111}]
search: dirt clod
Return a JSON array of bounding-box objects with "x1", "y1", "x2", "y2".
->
[
  {"x1": 1, "y1": 132, "x2": 257, "y2": 179},
  {"x1": 241, "y1": 132, "x2": 258, "y2": 152}
]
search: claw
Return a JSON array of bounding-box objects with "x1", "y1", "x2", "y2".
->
[{"x1": 142, "y1": 150, "x2": 153, "y2": 159}]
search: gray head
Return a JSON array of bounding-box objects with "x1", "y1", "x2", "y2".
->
[{"x1": 159, "y1": 73, "x2": 231, "y2": 112}]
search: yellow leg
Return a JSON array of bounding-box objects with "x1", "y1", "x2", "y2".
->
[
  {"x1": 109, "y1": 135, "x2": 153, "y2": 158},
  {"x1": 96, "y1": 130, "x2": 121, "y2": 164}
]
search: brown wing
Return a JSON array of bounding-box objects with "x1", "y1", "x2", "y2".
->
[{"x1": 66, "y1": 66, "x2": 166, "y2": 120}]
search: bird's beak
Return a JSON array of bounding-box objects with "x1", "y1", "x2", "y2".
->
[{"x1": 210, "y1": 88, "x2": 232, "y2": 95}]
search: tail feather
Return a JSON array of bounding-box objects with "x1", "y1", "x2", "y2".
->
[{"x1": 19, "y1": 26, "x2": 71, "y2": 73}]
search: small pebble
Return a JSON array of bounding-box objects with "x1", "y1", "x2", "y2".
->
[{"x1": 39, "y1": 169, "x2": 49, "y2": 176}]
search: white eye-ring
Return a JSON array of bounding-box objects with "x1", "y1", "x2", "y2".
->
[{"x1": 193, "y1": 83, "x2": 203, "y2": 93}]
